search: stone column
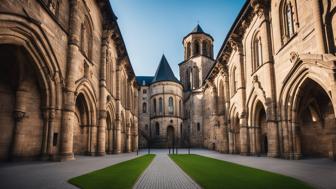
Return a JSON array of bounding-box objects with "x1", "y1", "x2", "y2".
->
[
  {"x1": 134, "y1": 121, "x2": 139, "y2": 151},
  {"x1": 249, "y1": 127, "x2": 256, "y2": 155},
  {"x1": 47, "y1": 109, "x2": 56, "y2": 156},
  {"x1": 11, "y1": 88, "x2": 28, "y2": 160},
  {"x1": 257, "y1": 2, "x2": 279, "y2": 157},
  {"x1": 228, "y1": 128, "x2": 234, "y2": 154},
  {"x1": 114, "y1": 114, "x2": 122, "y2": 153},
  {"x1": 312, "y1": 0, "x2": 326, "y2": 54},
  {"x1": 239, "y1": 113, "x2": 249, "y2": 155},
  {"x1": 107, "y1": 128, "x2": 113, "y2": 154},
  {"x1": 60, "y1": 0, "x2": 81, "y2": 161},
  {"x1": 41, "y1": 109, "x2": 50, "y2": 160},
  {"x1": 293, "y1": 122, "x2": 302, "y2": 160},
  {"x1": 97, "y1": 28, "x2": 111, "y2": 156},
  {"x1": 126, "y1": 123, "x2": 131, "y2": 152},
  {"x1": 222, "y1": 122, "x2": 229, "y2": 153}
]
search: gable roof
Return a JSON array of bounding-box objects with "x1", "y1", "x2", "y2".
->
[{"x1": 152, "y1": 55, "x2": 180, "y2": 84}]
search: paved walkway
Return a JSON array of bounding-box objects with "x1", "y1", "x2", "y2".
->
[
  {"x1": 0, "y1": 152, "x2": 138, "y2": 189},
  {"x1": 1, "y1": 149, "x2": 335, "y2": 189},
  {"x1": 133, "y1": 151, "x2": 201, "y2": 189}
]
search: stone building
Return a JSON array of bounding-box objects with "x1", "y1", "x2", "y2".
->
[
  {"x1": 187, "y1": 0, "x2": 336, "y2": 160},
  {"x1": 179, "y1": 25, "x2": 216, "y2": 147},
  {"x1": 137, "y1": 55, "x2": 183, "y2": 148},
  {"x1": 0, "y1": 0, "x2": 138, "y2": 161}
]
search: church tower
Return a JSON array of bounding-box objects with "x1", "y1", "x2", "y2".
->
[
  {"x1": 180, "y1": 24, "x2": 215, "y2": 91},
  {"x1": 179, "y1": 24, "x2": 215, "y2": 147}
]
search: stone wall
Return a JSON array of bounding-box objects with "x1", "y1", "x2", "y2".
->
[{"x1": 0, "y1": 0, "x2": 138, "y2": 161}]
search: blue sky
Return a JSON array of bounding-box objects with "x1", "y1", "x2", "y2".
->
[{"x1": 109, "y1": 0, "x2": 246, "y2": 78}]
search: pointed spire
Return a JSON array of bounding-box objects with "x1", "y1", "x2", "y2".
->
[
  {"x1": 152, "y1": 54, "x2": 179, "y2": 84},
  {"x1": 192, "y1": 24, "x2": 204, "y2": 33}
]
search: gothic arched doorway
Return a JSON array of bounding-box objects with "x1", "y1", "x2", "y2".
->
[
  {"x1": 233, "y1": 114, "x2": 240, "y2": 154},
  {"x1": 296, "y1": 79, "x2": 336, "y2": 158},
  {"x1": 255, "y1": 101, "x2": 268, "y2": 155},
  {"x1": 0, "y1": 44, "x2": 44, "y2": 160},
  {"x1": 106, "y1": 113, "x2": 114, "y2": 154},
  {"x1": 74, "y1": 93, "x2": 90, "y2": 155},
  {"x1": 167, "y1": 126, "x2": 175, "y2": 147}
]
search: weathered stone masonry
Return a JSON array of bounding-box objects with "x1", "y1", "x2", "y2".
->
[{"x1": 0, "y1": 0, "x2": 138, "y2": 161}]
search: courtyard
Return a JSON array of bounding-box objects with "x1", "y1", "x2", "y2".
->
[{"x1": 0, "y1": 149, "x2": 335, "y2": 189}]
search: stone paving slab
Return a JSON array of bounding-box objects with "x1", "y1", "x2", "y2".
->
[
  {"x1": 0, "y1": 152, "x2": 139, "y2": 189},
  {"x1": 133, "y1": 151, "x2": 201, "y2": 189}
]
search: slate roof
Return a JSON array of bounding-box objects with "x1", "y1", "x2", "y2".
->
[
  {"x1": 136, "y1": 76, "x2": 154, "y2": 86},
  {"x1": 151, "y1": 55, "x2": 180, "y2": 84},
  {"x1": 183, "y1": 24, "x2": 214, "y2": 41},
  {"x1": 192, "y1": 24, "x2": 204, "y2": 33}
]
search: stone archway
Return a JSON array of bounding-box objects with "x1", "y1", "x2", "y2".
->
[
  {"x1": 0, "y1": 44, "x2": 44, "y2": 160},
  {"x1": 73, "y1": 93, "x2": 90, "y2": 155},
  {"x1": 255, "y1": 101, "x2": 268, "y2": 155},
  {"x1": 105, "y1": 113, "x2": 114, "y2": 154},
  {"x1": 167, "y1": 126, "x2": 175, "y2": 148},
  {"x1": 295, "y1": 78, "x2": 336, "y2": 158}
]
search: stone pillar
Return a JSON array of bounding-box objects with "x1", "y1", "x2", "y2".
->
[
  {"x1": 312, "y1": 0, "x2": 326, "y2": 54},
  {"x1": 11, "y1": 88, "x2": 28, "y2": 160},
  {"x1": 281, "y1": 121, "x2": 290, "y2": 159},
  {"x1": 41, "y1": 109, "x2": 50, "y2": 160},
  {"x1": 47, "y1": 109, "x2": 57, "y2": 154},
  {"x1": 255, "y1": 127, "x2": 261, "y2": 155},
  {"x1": 60, "y1": 0, "x2": 81, "y2": 161},
  {"x1": 222, "y1": 123, "x2": 229, "y2": 153},
  {"x1": 249, "y1": 127, "x2": 256, "y2": 155},
  {"x1": 134, "y1": 121, "x2": 139, "y2": 151},
  {"x1": 114, "y1": 114, "x2": 122, "y2": 153},
  {"x1": 239, "y1": 114, "x2": 249, "y2": 155},
  {"x1": 267, "y1": 121, "x2": 279, "y2": 157},
  {"x1": 228, "y1": 129, "x2": 234, "y2": 154},
  {"x1": 97, "y1": 111, "x2": 106, "y2": 156},
  {"x1": 126, "y1": 123, "x2": 131, "y2": 152},
  {"x1": 293, "y1": 122, "x2": 302, "y2": 160},
  {"x1": 97, "y1": 28, "x2": 110, "y2": 156}
]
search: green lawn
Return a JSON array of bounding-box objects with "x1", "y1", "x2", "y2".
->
[
  {"x1": 170, "y1": 154, "x2": 313, "y2": 189},
  {"x1": 69, "y1": 154, "x2": 155, "y2": 189}
]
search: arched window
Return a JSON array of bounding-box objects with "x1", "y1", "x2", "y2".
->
[
  {"x1": 193, "y1": 66, "x2": 199, "y2": 89},
  {"x1": 197, "y1": 123, "x2": 201, "y2": 132},
  {"x1": 155, "y1": 122, "x2": 160, "y2": 135},
  {"x1": 179, "y1": 100, "x2": 182, "y2": 117},
  {"x1": 159, "y1": 97, "x2": 163, "y2": 114},
  {"x1": 280, "y1": 0, "x2": 295, "y2": 43},
  {"x1": 168, "y1": 97, "x2": 174, "y2": 115},
  {"x1": 218, "y1": 80, "x2": 225, "y2": 115},
  {"x1": 202, "y1": 41, "x2": 208, "y2": 56},
  {"x1": 185, "y1": 70, "x2": 190, "y2": 90},
  {"x1": 253, "y1": 33, "x2": 263, "y2": 71},
  {"x1": 193, "y1": 41, "x2": 200, "y2": 56},
  {"x1": 80, "y1": 16, "x2": 93, "y2": 60},
  {"x1": 232, "y1": 67, "x2": 238, "y2": 94},
  {"x1": 142, "y1": 102, "x2": 147, "y2": 113},
  {"x1": 186, "y1": 42, "x2": 191, "y2": 59},
  {"x1": 153, "y1": 99, "x2": 157, "y2": 114}
]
